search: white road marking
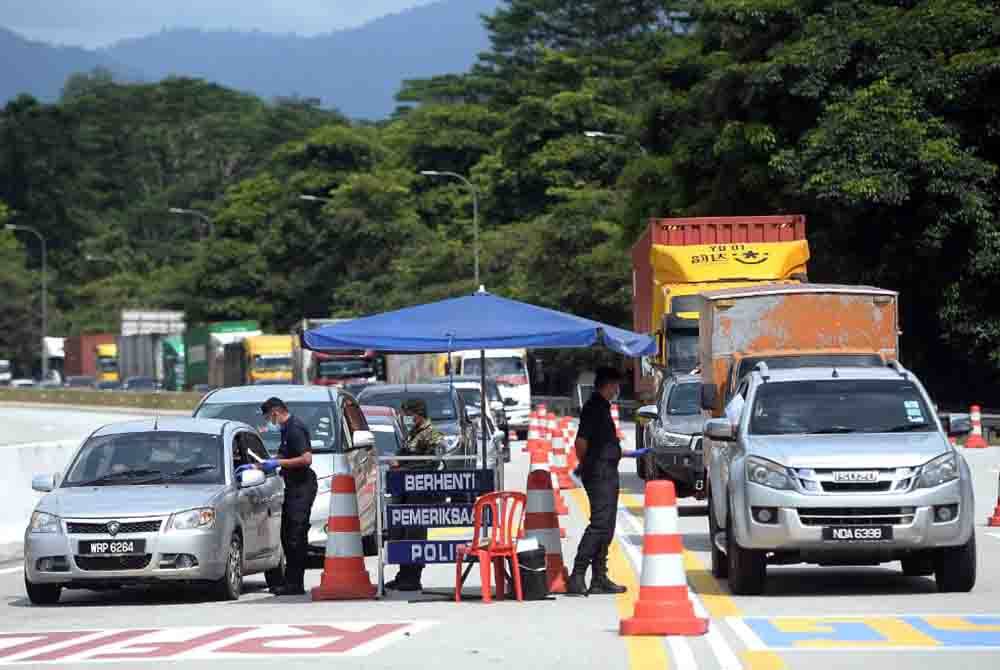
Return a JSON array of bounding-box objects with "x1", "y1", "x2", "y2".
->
[
  {"x1": 666, "y1": 637, "x2": 698, "y2": 670},
  {"x1": 727, "y1": 617, "x2": 766, "y2": 652},
  {"x1": 987, "y1": 531, "x2": 1000, "y2": 540}
]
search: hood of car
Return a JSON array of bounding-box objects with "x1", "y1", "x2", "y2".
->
[
  {"x1": 38, "y1": 484, "x2": 226, "y2": 519},
  {"x1": 662, "y1": 414, "x2": 705, "y2": 435},
  {"x1": 746, "y1": 432, "x2": 951, "y2": 469}
]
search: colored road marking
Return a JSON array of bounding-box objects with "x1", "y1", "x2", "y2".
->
[
  {"x1": 569, "y1": 488, "x2": 670, "y2": 670},
  {"x1": 903, "y1": 617, "x2": 1000, "y2": 647},
  {"x1": 734, "y1": 616, "x2": 1000, "y2": 650},
  {"x1": 0, "y1": 623, "x2": 434, "y2": 664}
]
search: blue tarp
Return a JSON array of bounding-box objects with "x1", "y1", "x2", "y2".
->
[{"x1": 303, "y1": 291, "x2": 656, "y2": 358}]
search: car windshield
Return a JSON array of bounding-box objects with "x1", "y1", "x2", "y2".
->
[
  {"x1": 749, "y1": 380, "x2": 936, "y2": 435},
  {"x1": 367, "y1": 422, "x2": 401, "y2": 456},
  {"x1": 318, "y1": 360, "x2": 373, "y2": 378},
  {"x1": 195, "y1": 402, "x2": 338, "y2": 454},
  {"x1": 358, "y1": 392, "x2": 457, "y2": 422},
  {"x1": 463, "y1": 357, "x2": 525, "y2": 379},
  {"x1": 253, "y1": 355, "x2": 292, "y2": 371},
  {"x1": 64, "y1": 432, "x2": 224, "y2": 486},
  {"x1": 667, "y1": 383, "x2": 701, "y2": 415}
]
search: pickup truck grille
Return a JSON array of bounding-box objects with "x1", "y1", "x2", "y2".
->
[
  {"x1": 795, "y1": 468, "x2": 916, "y2": 494},
  {"x1": 797, "y1": 507, "x2": 916, "y2": 526},
  {"x1": 820, "y1": 482, "x2": 893, "y2": 493}
]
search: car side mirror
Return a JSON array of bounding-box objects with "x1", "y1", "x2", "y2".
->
[
  {"x1": 705, "y1": 418, "x2": 735, "y2": 442},
  {"x1": 351, "y1": 430, "x2": 376, "y2": 450},
  {"x1": 239, "y1": 469, "x2": 266, "y2": 488},
  {"x1": 504, "y1": 397, "x2": 518, "y2": 407},
  {"x1": 32, "y1": 473, "x2": 57, "y2": 493},
  {"x1": 636, "y1": 405, "x2": 658, "y2": 424},
  {"x1": 700, "y1": 383, "x2": 718, "y2": 411},
  {"x1": 946, "y1": 413, "x2": 972, "y2": 437}
]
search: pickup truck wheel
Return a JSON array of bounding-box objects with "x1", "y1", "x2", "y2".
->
[
  {"x1": 708, "y1": 496, "x2": 728, "y2": 579},
  {"x1": 934, "y1": 534, "x2": 976, "y2": 593},
  {"x1": 24, "y1": 574, "x2": 61, "y2": 605},
  {"x1": 726, "y1": 515, "x2": 765, "y2": 595},
  {"x1": 901, "y1": 554, "x2": 935, "y2": 577}
]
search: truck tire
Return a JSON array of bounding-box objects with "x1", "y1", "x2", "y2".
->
[
  {"x1": 708, "y1": 493, "x2": 728, "y2": 579},
  {"x1": 726, "y1": 513, "x2": 766, "y2": 595},
  {"x1": 901, "y1": 554, "x2": 935, "y2": 577},
  {"x1": 24, "y1": 574, "x2": 61, "y2": 605},
  {"x1": 934, "y1": 534, "x2": 976, "y2": 593}
]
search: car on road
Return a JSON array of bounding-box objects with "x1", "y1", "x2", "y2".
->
[
  {"x1": 356, "y1": 384, "x2": 479, "y2": 471},
  {"x1": 10, "y1": 378, "x2": 36, "y2": 388},
  {"x1": 65, "y1": 376, "x2": 98, "y2": 389},
  {"x1": 429, "y1": 375, "x2": 513, "y2": 448},
  {"x1": 121, "y1": 376, "x2": 160, "y2": 392},
  {"x1": 24, "y1": 418, "x2": 285, "y2": 605},
  {"x1": 636, "y1": 373, "x2": 706, "y2": 498},
  {"x1": 444, "y1": 383, "x2": 508, "y2": 465},
  {"x1": 361, "y1": 405, "x2": 407, "y2": 458},
  {"x1": 705, "y1": 363, "x2": 976, "y2": 595},
  {"x1": 192, "y1": 385, "x2": 379, "y2": 562}
]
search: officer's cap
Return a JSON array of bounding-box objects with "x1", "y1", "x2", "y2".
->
[{"x1": 401, "y1": 398, "x2": 428, "y2": 418}]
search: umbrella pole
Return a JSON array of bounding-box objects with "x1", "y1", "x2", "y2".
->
[{"x1": 480, "y1": 349, "x2": 488, "y2": 480}]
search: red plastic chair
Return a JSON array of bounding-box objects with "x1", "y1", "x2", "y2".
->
[{"x1": 454, "y1": 491, "x2": 526, "y2": 603}]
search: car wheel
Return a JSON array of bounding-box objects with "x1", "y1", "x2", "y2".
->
[
  {"x1": 934, "y1": 533, "x2": 976, "y2": 593},
  {"x1": 901, "y1": 553, "x2": 935, "y2": 577},
  {"x1": 214, "y1": 534, "x2": 244, "y2": 601},
  {"x1": 265, "y1": 554, "x2": 286, "y2": 590},
  {"x1": 726, "y1": 511, "x2": 765, "y2": 595},
  {"x1": 24, "y1": 574, "x2": 61, "y2": 605},
  {"x1": 708, "y1": 493, "x2": 728, "y2": 579}
]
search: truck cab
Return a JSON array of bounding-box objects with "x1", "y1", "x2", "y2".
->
[
  {"x1": 95, "y1": 344, "x2": 119, "y2": 383},
  {"x1": 453, "y1": 349, "x2": 531, "y2": 437},
  {"x1": 705, "y1": 363, "x2": 976, "y2": 595}
]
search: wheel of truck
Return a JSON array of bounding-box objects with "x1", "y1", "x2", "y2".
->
[
  {"x1": 901, "y1": 553, "x2": 935, "y2": 577},
  {"x1": 934, "y1": 533, "x2": 976, "y2": 593},
  {"x1": 726, "y1": 511, "x2": 766, "y2": 595},
  {"x1": 708, "y1": 493, "x2": 728, "y2": 579}
]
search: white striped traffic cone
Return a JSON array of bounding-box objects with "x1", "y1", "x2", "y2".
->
[
  {"x1": 311, "y1": 453, "x2": 376, "y2": 600},
  {"x1": 524, "y1": 470, "x2": 569, "y2": 594},
  {"x1": 611, "y1": 403, "x2": 624, "y2": 441},
  {"x1": 550, "y1": 429, "x2": 575, "y2": 490},
  {"x1": 966, "y1": 405, "x2": 988, "y2": 448},
  {"x1": 620, "y1": 480, "x2": 708, "y2": 636},
  {"x1": 528, "y1": 447, "x2": 567, "y2": 537}
]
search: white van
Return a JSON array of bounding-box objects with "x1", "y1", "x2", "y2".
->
[{"x1": 454, "y1": 349, "x2": 531, "y2": 437}]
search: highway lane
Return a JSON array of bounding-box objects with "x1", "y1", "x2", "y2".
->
[{"x1": 0, "y1": 404, "x2": 155, "y2": 447}]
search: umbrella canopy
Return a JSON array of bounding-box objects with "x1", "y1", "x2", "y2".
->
[{"x1": 303, "y1": 290, "x2": 656, "y2": 357}]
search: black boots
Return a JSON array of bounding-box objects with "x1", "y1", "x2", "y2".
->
[
  {"x1": 566, "y1": 571, "x2": 589, "y2": 596},
  {"x1": 588, "y1": 574, "x2": 627, "y2": 595}
]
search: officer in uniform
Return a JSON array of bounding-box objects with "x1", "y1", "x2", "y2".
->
[
  {"x1": 385, "y1": 398, "x2": 445, "y2": 591},
  {"x1": 569, "y1": 367, "x2": 649, "y2": 596},
  {"x1": 255, "y1": 397, "x2": 318, "y2": 596}
]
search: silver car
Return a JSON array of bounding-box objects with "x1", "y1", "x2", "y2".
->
[
  {"x1": 636, "y1": 373, "x2": 706, "y2": 497},
  {"x1": 706, "y1": 364, "x2": 976, "y2": 595},
  {"x1": 24, "y1": 418, "x2": 284, "y2": 605}
]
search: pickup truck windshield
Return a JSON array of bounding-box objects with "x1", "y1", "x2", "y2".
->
[
  {"x1": 667, "y1": 383, "x2": 701, "y2": 415},
  {"x1": 750, "y1": 379, "x2": 935, "y2": 435}
]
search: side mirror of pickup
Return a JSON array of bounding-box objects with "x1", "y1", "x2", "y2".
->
[
  {"x1": 704, "y1": 418, "x2": 736, "y2": 442},
  {"x1": 636, "y1": 405, "x2": 658, "y2": 424},
  {"x1": 945, "y1": 413, "x2": 972, "y2": 437},
  {"x1": 700, "y1": 383, "x2": 718, "y2": 411}
]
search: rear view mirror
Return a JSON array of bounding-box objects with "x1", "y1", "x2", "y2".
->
[
  {"x1": 636, "y1": 405, "x2": 658, "y2": 424},
  {"x1": 945, "y1": 414, "x2": 972, "y2": 437},
  {"x1": 239, "y1": 469, "x2": 266, "y2": 487},
  {"x1": 700, "y1": 384, "x2": 718, "y2": 410},
  {"x1": 351, "y1": 430, "x2": 376, "y2": 450},
  {"x1": 32, "y1": 474, "x2": 57, "y2": 493},
  {"x1": 705, "y1": 418, "x2": 735, "y2": 442}
]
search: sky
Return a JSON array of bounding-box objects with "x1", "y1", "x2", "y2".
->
[{"x1": 0, "y1": 0, "x2": 437, "y2": 48}]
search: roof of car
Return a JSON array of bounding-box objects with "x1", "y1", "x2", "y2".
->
[
  {"x1": 669, "y1": 374, "x2": 702, "y2": 385},
  {"x1": 91, "y1": 417, "x2": 239, "y2": 437},
  {"x1": 752, "y1": 366, "x2": 910, "y2": 383},
  {"x1": 359, "y1": 384, "x2": 452, "y2": 395},
  {"x1": 199, "y1": 385, "x2": 339, "y2": 404}
]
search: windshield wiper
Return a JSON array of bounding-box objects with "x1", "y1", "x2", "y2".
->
[
  {"x1": 812, "y1": 426, "x2": 858, "y2": 434},
  {"x1": 885, "y1": 423, "x2": 931, "y2": 432},
  {"x1": 74, "y1": 469, "x2": 162, "y2": 486},
  {"x1": 161, "y1": 465, "x2": 218, "y2": 480}
]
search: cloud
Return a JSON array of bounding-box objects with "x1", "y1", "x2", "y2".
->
[{"x1": 0, "y1": 0, "x2": 436, "y2": 47}]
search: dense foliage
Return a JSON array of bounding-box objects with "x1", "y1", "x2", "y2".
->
[{"x1": 1, "y1": 0, "x2": 997, "y2": 401}]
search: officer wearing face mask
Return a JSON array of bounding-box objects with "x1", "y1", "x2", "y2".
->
[
  {"x1": 568, "y1": 367, "x2": 649, "y2": 596},
  {"x1": 385, "y1": 398, "x2": 444, "y2": 591}
]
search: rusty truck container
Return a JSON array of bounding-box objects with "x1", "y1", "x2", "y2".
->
[{"x1": 699, "y1": 284, "x2": 899, "y2": 416}]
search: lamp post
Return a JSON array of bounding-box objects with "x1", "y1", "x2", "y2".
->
[
  {"x1": 420, "y1": 170, "x2": 480, "y2": 288},
  {"x1": 168, "y1": 207, "x2": 214, "y2": 238},
  {"x1": 5, "y1": 224, "x2": 47, "y2": 381}
]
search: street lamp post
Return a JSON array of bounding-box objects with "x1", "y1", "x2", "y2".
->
[
  {"x1": 421, "y1": 171, "x2": 480, "y2": 288},
  {"x1": 5, "y1": 224, "x2": 47, "y2": 381},
  {"x1": 168, "y1": 207, "x2": 215, "y2": 238}
]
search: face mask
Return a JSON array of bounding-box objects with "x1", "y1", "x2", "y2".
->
[
  {"x1": 403, "y1": 416, "x2": 416, "y2": 430},
  {"x1": 609, "y1": 387, "x2": 621, "y2": 403}
]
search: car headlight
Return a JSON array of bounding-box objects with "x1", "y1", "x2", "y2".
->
[
  {"x1": 169, "y1": 508, "x2": 216, "y2": 531},
  {"x1": 29, "y1": 511, "x2": 62, "y2": 534},
  {"x1": 745, "y1": 456, "x2": 793, "y2": 490},
  {"x1": 916, "y1": 453, "x2": 959, "y2": 489},
  {"x1": 662, "y1": 431, "x2": 692, "y2": 448}
]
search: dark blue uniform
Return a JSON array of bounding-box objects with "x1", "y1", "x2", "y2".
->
[
  {"x1": 278, "y1": 415, "x2": 317, "y2": 590},
  {"x1": 573, "y1": 393, "x2": 622, "y2": 578}
]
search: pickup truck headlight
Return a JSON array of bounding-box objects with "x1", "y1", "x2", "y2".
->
[
  {"x1": 661, "y1": 431, "x2": 692, "y2": 448},
  {"x1": 745, "y1": 457, "x2": 793, "y2": 490},
  {"x1": 916, "y1": 453, "x2": 959, "y2": 489},
  {"x1": 169, "y1": 508, "x2": 216, "y2": 531},
  {"x1": 29, "y1": 511, "x2": 62, "y2": 534}
]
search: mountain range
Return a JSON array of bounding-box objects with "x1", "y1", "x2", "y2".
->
[{"x1": 0, "y1": 0, "x2": 499, "y2": 119}]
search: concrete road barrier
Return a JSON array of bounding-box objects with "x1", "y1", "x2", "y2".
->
[{"x1": 0, "y1": 388, "x2": 203, "y2": 412}]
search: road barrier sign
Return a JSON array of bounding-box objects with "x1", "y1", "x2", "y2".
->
[
  {"x1": 385, "y1": 469, "x2": 495, "y2": 496},
  {"x1": 387, "y1": 540, "x2": 467, "y2": 565},
  {"x1": 386, "y1": 504, "x2": 491, "y2": 529}
]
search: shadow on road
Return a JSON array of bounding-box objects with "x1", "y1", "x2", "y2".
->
[
  {"x1": 7, "y1": 580, "x2": 272, "y2": 608},
  {"x1": 743, "y1": 567, "x2": 939, "y2": 597},
  {"x1": 683, "y1": 532, "x2": 712, "y2": 553}
]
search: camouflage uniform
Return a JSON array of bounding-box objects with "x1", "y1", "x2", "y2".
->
[{"x1": 399, "y1": 420, "x2": 445, "y2": 471}]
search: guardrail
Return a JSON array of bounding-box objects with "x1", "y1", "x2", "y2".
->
[{"x1": 0, "y1": 388, "x2": 203, "y2": 412}]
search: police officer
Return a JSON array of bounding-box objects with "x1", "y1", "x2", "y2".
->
[
  {"x1": 385, "y1": 398, "x2": 445, "y2": 592},
  {"x1": 568, "y1": 367, "x2": 649, "y2": 596},
  {"x1": 256, "y1": 397, "x2": 317, "y2": 596}
]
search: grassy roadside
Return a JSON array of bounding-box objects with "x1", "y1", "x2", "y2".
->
[{"x1": 0, "y1": 388, "x2": 202, "y2": 412}]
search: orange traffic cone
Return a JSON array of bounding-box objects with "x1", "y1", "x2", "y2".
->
[
  {"x1": 524, "y1": 470, "x2": 569, "y2": 594},
  {"x1": 311, "y1": 454, "x2": 376, "y2": 601},
  {"x1": 966, "y1": 406, "x2": 988, "y2": 449},
  {"x1": 988, "y1": 473, "x2": 1000, "y2": 527},
  {"x1": 527, "y1": 411, "x2": 546, "y2": 455},
  {"x1": 620, "y1": 480, "x2": 708, "y2": 636},
  {"x1": 611, "y1": 403, "x2": 625, "y2": 441},
  {"x1": 550, "y1": 428, "x2": 576, "y2": 490},
  {"x1": 528, "y1": 448, "x2": 567, "y2": 537}
]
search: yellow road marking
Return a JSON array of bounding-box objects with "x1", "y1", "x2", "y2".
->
[
  {"x1": 921, "y1": 617, "x2": 1000, "y2": 633},
  {"x1": 570, "y1": 488, "x2": 670, "y2": 670},
  {"x1": 619, "y1": 492, "x2": 787, "y2": 670}
]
